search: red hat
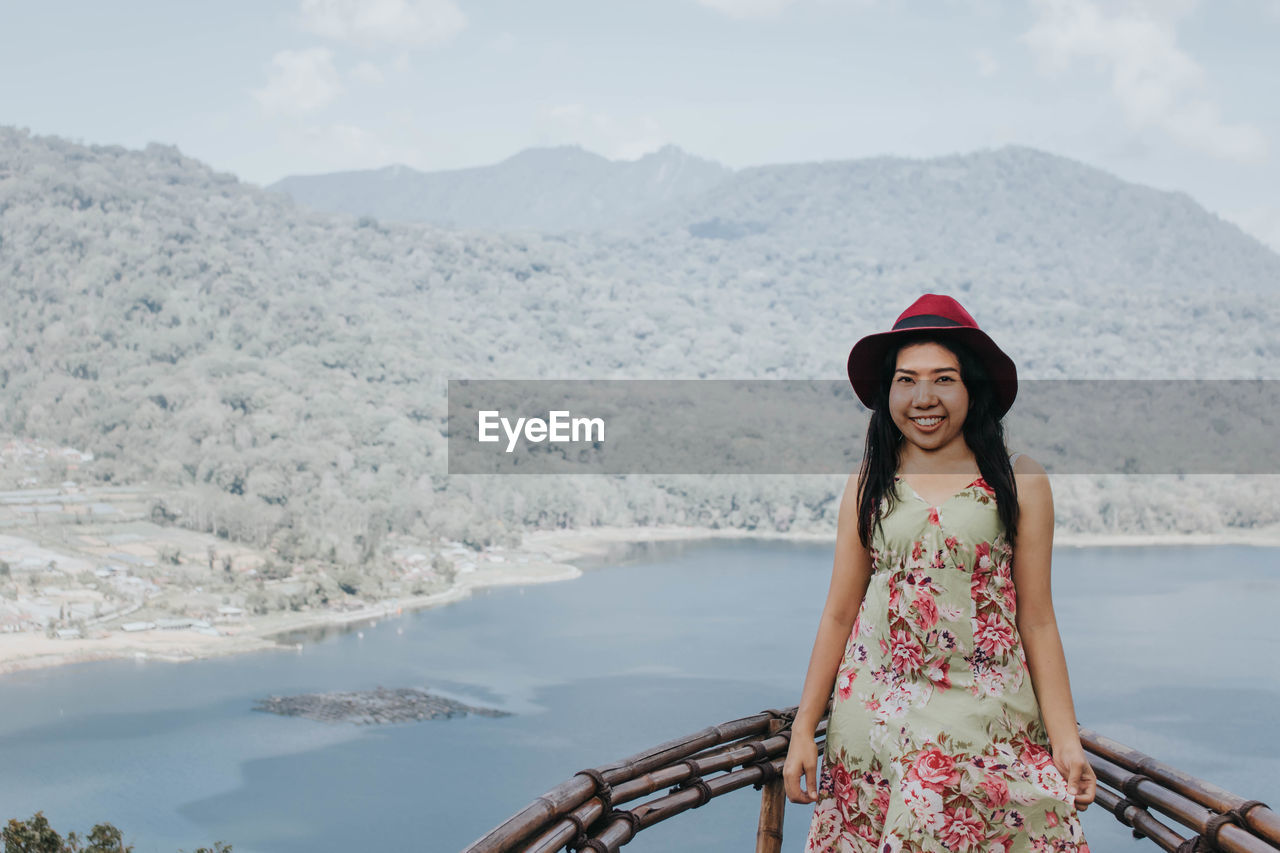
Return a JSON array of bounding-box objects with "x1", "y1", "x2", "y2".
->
[{"x1": 846, "y1": 294, "x2": 1018, "y2": 417}]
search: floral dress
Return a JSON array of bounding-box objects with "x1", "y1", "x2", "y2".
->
[{"x1": 805, "y1": 463, "x2": 1090, "y2": 853}]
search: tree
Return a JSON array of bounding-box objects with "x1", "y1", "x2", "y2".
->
[
  {"x1": 4, "y1": 811, "x2": 134, "y2": 852},
  {"x1": 2, "y1": 812, "x2": 233, "y2": 853}
]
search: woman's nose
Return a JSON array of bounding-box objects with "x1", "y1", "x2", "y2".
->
[{"x1": 913, "y1": 382, "x2": 937, "y2": 404}]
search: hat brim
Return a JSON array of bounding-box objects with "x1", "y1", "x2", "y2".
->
[{"x1": 847, "y1": 326, "x2": 1018, "y2": 417}]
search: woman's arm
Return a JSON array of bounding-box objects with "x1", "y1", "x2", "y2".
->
[
  {"x1": 1011, "y1": 455, "x2": 1096, "y2": 810},
  {"x1": 784, "y1": 471, "x2": 874, "y2": 803}
]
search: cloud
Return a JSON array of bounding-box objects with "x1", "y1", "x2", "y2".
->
[
  {"x1": 1022, "y1": 0, "x2": 1267, "y2": 163},
  {"x1": 252, "y1": 48, "x2": 344, "y2": 116},
  {"x1": 298, "y1": 0, "x2": 466, "y2": 47}
]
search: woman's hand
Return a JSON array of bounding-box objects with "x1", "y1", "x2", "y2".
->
[
  {"x1": 783, "y1": 734, "x2": 821, "y2": 804},
  {"x1": 1052, "y1": 743, "x2": 1097, "y2": 812}
]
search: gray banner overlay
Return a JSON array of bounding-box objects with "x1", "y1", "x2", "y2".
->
[{"x1": 447, "y1": 380, "x2": 1278, "y2": 475}]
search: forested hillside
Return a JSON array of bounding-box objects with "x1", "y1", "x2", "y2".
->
[{"x1": 2, "y1": 126, "x2": 1278, "y2": 571}]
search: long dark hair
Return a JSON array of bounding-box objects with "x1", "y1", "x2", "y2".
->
[{"x1": 856, "y1": 331, "x2": 1020, "y2": 551}]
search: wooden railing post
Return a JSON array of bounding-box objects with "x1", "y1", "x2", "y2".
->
[{"x1": 755, "y1": 717, "x2": 787, "y2": 853}]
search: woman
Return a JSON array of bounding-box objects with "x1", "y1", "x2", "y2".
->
[{"x1": 784, "y1": 294, "x2": 1095, "y2": 852}]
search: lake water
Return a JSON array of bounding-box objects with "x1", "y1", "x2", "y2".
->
[{"x1": 0, "y1": 539, "x2": 1276, "y2": 853}]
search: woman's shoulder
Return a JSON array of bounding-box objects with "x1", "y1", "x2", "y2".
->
[
  {"x1": 1008, "y1": 452, "x2": 1052, "y2": 515},
  {"x1": 1009, "y1": 451, "x2": 1047, "y2": 477}
]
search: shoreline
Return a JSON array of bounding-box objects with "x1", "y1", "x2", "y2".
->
[{"x1": 2, "y1": 523, "x2": 1278, "y2": 678}]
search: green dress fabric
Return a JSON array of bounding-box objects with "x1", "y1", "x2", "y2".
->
[{"x1": 804, "y1": 458, "x2": 1091, "y2": 853}]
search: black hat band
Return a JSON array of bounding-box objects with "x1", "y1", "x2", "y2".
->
[{"x1": 892, "y1": 314, "x2": 965, "y2": 330}]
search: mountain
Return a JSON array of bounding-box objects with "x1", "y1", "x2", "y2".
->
[
  {"x1": 2, "y1": 126, "x2": 1279, "y2": 563},
  {"x1": 658, "y1": 146, "x2": 1274, "y2": 292},
  {"x1": 269, "y1": 144, "x2": 732, "y2": 231}
]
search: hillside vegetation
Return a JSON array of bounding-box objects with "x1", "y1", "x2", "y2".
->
[{"x1": 2, "y1": 126, "x2": 1278, "y2": 570}]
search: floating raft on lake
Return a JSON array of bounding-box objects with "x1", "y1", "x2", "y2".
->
[
  {"x1": 464, "y1": 704, "x2": 1279, "y2": 853},
  {"x1": 254, "y1": 687, "x2": 510, "y2": 725}
]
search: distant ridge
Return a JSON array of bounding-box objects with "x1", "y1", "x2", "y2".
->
[
  {"x1": 652, "y1": 145, "x2": 1279, "y2": 306},
  {"x1": 270, "y1": 144, "x2": 732, "y2": 231}
]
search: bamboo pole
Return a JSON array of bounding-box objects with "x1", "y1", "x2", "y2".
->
[
  {"x1": 1087, "y1": 749, "x2": 1276, "y2": 853},
  {"x1": 464, "y1": 713, "x2": 778, "y2": 852},
  {"x1": 1093, "y1": 787, "x2": 1188, "y2": 851},
  {"x1": 518, "y1": 731, "x2": 802, "y2": 853},
  {"x1": 1081, "y1": 726, "x2": 1279, "y2": 847},
  {"x1": 754, "y1": 717, "x2": 788, "y2": 853}
]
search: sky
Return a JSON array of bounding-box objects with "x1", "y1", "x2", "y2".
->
[{"x1": 2, "y1": 0, "x2": 1278, "y2": 249}]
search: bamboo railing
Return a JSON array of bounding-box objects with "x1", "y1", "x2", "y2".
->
[{"x1": 462, "y1": 705, "x2": 1277, "y2": 853}]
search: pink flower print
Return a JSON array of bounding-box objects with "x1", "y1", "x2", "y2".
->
[
  {"x1": 945, "y1": 534, "x2": 959, "y2": 550},
  {"x1": 974, "y1": 541, "x2": 993, "y2": 572},
  {"x1": 974, "y1": 612, "x2": 1016, "y2": 656},
  {"x1": 928, "y1": 507, "x2": 941, "y2": 526},
  {"x1": 908, "y1": 748, "x2": 961, "y2": 791},
  {"x1": 938, "y1": 804, "x2": 987, "y2": 852},
  {"x1": 975, "y1": 476, "x2": 995, "y2": 496},
  {"x1": 873, "y1": 785, "x2": 891, "y2": 820},
  {"x1": 1019, "y1": 741, "x2": 1054, "y2": 771},
  {"x1": 889, "y1": 629, "x2": 925, "y2": 676},
  {"x1": 926, "y1": 659, "x2": 952, "y2": 689},
  {"x1": 1035, "y1": 765, "x2": 1072, "y2": 800},
  {"x1": 970, "y1": 572, "x2": 990, "y2": 604},
  {"x1": 805, "y1": 795, "x2": 841, "y2": 851},
  {"x1": 836, "y1": 666, "x2": 857, "y2": 700},
  {"x1": 912, "y1": 540, "x2": 924, "y2": 561},
  {"x1": 830, "y1": 761, "x2": 855, "y2": 808},
  {"x1": 1002, "y1": 584, "x2": 1017, "y2": 615},
  {"x1": 1044, "y1": 809, "x2": 1060, "y2": 828},
  {"x1": 911, "y1": 592, "x2": 940, "y2": 630},
  {"x1": 980, "y1": 775, "x2": 1010, "y2": 807},
  {"x1": 902, "y1": 778, "x2": 945, "y2": 826},
  {"x1": 987, "y1": 833, "x2": 1014, "y2": 853}
]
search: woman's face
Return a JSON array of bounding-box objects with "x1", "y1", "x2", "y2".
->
[{"x1": 889, "y1": 342, "x2": 970, "y2": 450}]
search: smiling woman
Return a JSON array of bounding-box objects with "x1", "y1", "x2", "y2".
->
[{"x1": 784, "y1": 293, "x2": 1095, "y2": 853}]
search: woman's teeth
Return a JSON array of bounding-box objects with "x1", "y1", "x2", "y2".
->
[{"x1": 913, "y1": 417, "x2": 943, "y2": 426}]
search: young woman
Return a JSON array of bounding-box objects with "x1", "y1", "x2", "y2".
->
[{"x1": 784, "y1": 294, "x2": 1095, "y2": 852}]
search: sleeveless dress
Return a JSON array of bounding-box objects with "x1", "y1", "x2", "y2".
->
[{"x1": 804, "y1": 454, "x2": 1091, "y2": 853}]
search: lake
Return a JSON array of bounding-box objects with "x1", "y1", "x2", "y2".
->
[{"x1": 0, "y1": 538, "x2": 1276, "y2": 853}]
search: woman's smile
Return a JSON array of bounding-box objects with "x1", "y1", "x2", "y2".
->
[{"x1": 910, "y1": 415, "x2": 945, "y2": 431}]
